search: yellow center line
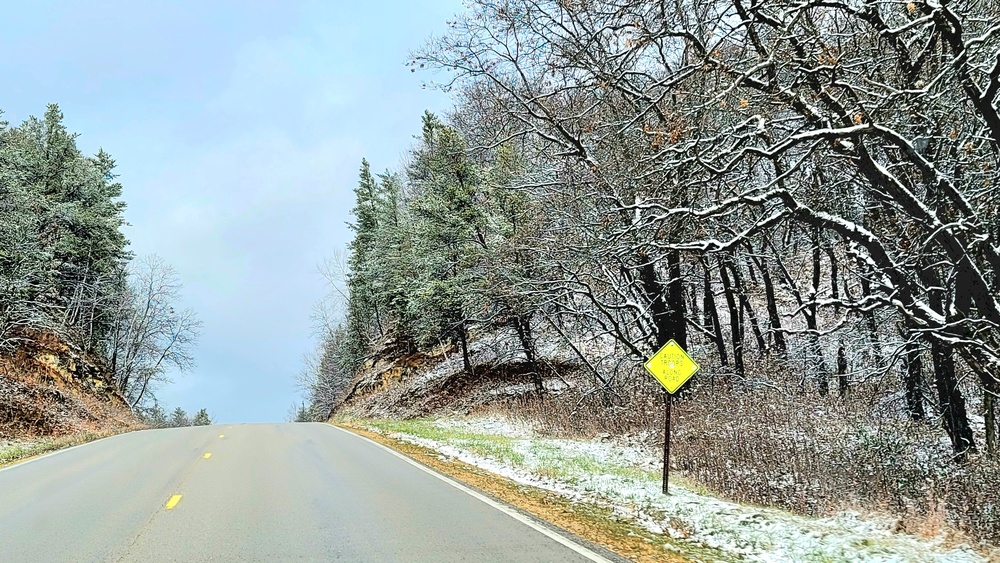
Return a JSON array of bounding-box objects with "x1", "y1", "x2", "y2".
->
[
  {"x1": 165, "y1": 495, "x2": 183, "y2": 510},
  {"x1": 203, "y1": 453, "x2": 212, "y2": 459}
]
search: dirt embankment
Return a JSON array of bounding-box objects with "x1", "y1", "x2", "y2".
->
[
  {"x1": 0, "y1": 333, "x2": 137, "y2": 440},
  {"x1": 336, "y1": 331, "x2": 577, "y2": 420}
]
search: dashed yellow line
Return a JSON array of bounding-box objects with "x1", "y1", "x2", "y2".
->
[
  {"x1": 203, "y1": 453, "x2": 212, "y2": 459},
  {"x1": 165, "y1": 495, "x2": 183, "y2": 510}
]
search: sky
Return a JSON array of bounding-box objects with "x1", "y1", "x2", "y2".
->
[{"x1": 0, "y1": 0, "x2": 461, "y2": 422}]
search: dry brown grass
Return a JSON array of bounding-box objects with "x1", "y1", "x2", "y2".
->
[
  {"x1": 478, "y1": 368, "x2": 1000, "y2": 546},
  {"x1": 670, "y1": 384, "x2": 999, "y2": 544}
]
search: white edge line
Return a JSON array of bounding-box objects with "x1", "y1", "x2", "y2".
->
[
  {"x1": 330, "y1": 424, "x2": 615, "y2": 563},
  {"x1": 0, "y1": 430, "x2": 140, "y2": 473}
]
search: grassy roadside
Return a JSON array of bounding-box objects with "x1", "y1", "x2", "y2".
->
[
  {"x1": 337, "y1": 416, "x2": 992, "y2": 563},
  {"x1": 336, "y1": 418, "x2": 732, "y2": 563},
  {"x1": 0, "y1": 426, "x2": 143, "y2": 469}
]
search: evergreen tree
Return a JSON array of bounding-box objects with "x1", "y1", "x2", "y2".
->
[
  {"x1": 0, "y1": 104, "x2": 129, "y2": 352},
  {"x1": 405, "y1": 114, "x2": 485, "y2": 373},
  {"x1": 192, "y1": 409, "x2": 211, "y2": 426},
  {"x1": 344, "y1": 159, "x2": 385, "y2": 367},
  {"x1": 169, "y1": 407, "x2": 189, "y2": 427},
  {"x1": 337, "y1": 113, "x2": 544, "y2": 381},
  {"x1": 294, "y1": 404, "x2": 312, "y2": 422},
  {"x1": 143, "y1": 403, "x2": 168, "y2": 428},
  {"x1": 0, "y1": 105, "x2": 199, "y2": 412}
]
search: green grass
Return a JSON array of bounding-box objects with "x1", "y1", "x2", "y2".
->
[
  {"x1": 340, "y1": 416, "x2": 991, "y2": 563},
  {"x1": 347, "y1": 416, "x2": 663, "y2": 497},
  {"x1": 348, "y1": 417, "x2": 811, "y2": 515},
  {"x1": 527, "y1": 440, "x2": 660, "y2": 483},
  {"x1": 359, "y1": 417, "x2": 527, "y2": 466},
  {"x1": 340, "y1": 416, "x2": 737, "y2": 563}
]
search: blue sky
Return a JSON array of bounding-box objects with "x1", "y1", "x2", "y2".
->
[{"x1": 1, "y1": 1, "x2": 460, "y2": 422}]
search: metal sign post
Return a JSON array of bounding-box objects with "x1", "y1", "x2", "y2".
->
[
  {"x1": 663, "y1": 391, "x2": 671, "y2": 494},
  {"x1": 643, "y1": 339, "x2": 699, "y2": 495}
]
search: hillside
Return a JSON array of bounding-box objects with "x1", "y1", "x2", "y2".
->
[
  {"x1": 0, "y1": 333, "x2": 138, "y2": 461},
  {"x1": 333, "y1": 329, "x2": 999, "y2": 561},
  {"x1": 337, "y1": 329, "x2": 574, "y2": 419},
  {"x1": 0, "y1": 105, "x2": 199, "y2": 460}
]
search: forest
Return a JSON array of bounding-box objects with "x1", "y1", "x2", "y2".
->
[
  {"x1": 301, "y1": 0, "x2": 1000, "y2": 541},
  {"x1": 0, "y1": 104, "x2": 200, "y2": 413}
]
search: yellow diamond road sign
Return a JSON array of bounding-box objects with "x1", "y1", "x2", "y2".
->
[{"x1": 644, "y1": 339, "x2": 700, "y2": 394}]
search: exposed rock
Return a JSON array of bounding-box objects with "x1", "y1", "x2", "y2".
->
[{"x1": 0, "y1": 332, "x2": 136, "y2": 439}]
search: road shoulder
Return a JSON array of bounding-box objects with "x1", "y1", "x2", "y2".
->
[
  {"x1": 0, "y1": 426, "x2": 142, "y2": 470},
  {"x1": 335, "y1": 421, "x2": 690, "y2": 563}
]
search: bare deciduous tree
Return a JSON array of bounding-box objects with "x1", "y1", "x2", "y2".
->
[
  {"x1": 409, "y1": 0, "x2": 1000, "y2": 457},
  {"x1": 106, "y1": 255, "x2": 201, "y2": 408}
]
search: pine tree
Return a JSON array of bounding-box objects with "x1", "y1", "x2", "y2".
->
[
  {"x1": 405, "y1": 115, "x2": 484, "y2": 373},
  {"x1": 294, "y1": 404, "x2": 312, "y2": 422},
  {"x1": 344, "y1": 159, "x2": 385, "y2": 367},
  {"x1": 169, "y1": 407, "x2": 189, "y2": 427},
  {"x1": 192, "y1": 409, "x2": 211, "y2": 426},
  {"x1": 144, "y1": 403, "x2": 168, "y2": 428},
  {"x1": 0, "y1": 104, "x2": 129, "y2": 352}
]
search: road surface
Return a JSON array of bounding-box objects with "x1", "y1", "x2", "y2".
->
[{"x1": 0, "y1": 423, "x2": 612, "y2": 562}]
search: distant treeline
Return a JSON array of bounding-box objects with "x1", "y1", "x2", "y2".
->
[{"x1": 143, "y1": 406, "x2": 212, "y2": 428}]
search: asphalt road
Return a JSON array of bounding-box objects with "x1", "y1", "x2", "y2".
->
[{"x1": 0, "y1": 423, "x2": 610, "y2": 562}]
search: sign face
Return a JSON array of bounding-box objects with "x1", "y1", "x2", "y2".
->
[{"x1": 644, "y1": 339, "x2": 700, "y2": 394}]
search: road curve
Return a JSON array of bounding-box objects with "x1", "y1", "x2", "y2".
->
[{"x1": 0, "y1": 423, "x2": 608, "y2": 562}]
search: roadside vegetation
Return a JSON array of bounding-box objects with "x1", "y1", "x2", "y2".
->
[
  {"x1": 300, "y1": 0, "x2": 1000, "y2": 551},
  {"x1": 0, "y1": 105, "x2": 202, "y2": 445},
  {"x1": 0, "y1": 427, "x2": 140, "y2": 468},
  {"x1": 343, "y1": 416, "x2": 991, "y2": 562}
]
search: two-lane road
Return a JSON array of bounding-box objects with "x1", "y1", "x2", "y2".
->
[{"x1": 0, "y1": 423, "x2": 612, "y2": 562}]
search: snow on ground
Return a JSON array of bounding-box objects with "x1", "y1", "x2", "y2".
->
[{"x1": 362, "y1": 416, "x2": 989, "y2": 563}]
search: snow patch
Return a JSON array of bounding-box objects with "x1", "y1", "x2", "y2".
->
[{"x1": 371, "y1": 417, "x2": 988, "y2": 563}]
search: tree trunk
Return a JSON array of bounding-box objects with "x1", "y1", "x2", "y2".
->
[
  {"x1": 918, "y1": 258, "x2": 977, "y2": 459},
  {"x1": 837, "y1": 345, "x2": 848, "y2": 397},
  {"x1": 931, "y1": 339, "x2": 976, "y2": 460},
  {"x1": 457, "y1": 323, "x2": 473, "y2": 377},
  {"x1": 901, "y1": 333, "x2": 926, "y2": 421},
  {"x1": 985, "y1": 390, "x2": 997, "y2": 458},
  {"x1": 825, "y1": 246, "x2": 840, "y2": 315},
  {"x1": 639, "y1": 259, "x2": 683, "y2": 349},
  {"x1": 513, "y1": 314, "x2": 543, "y2": 394},
  {"x1": 749, "y1": 247, "x2": 787, "y2": 356},
  {"x1": 744, "y1": 254, "x2": 758, "y2": 285},
  {"x1": 809, "y1": 231, "x2": 828, "y2": 395},
  {"x1": 702, "y1": 261, "x2": 729, "y2": 369},
  {"x1": 702, "y1": 265, "x2": 715, "y2": 336},
  {"x1": 689, "y1": 279, "x2": 701, "y2": 330},
  {"x1": 717, "y1": 255, "x2": 744, "y2": 380},
  {"x1": 810, "y1": 333, "x2": 829, "y2": 396},
  {"x1": 726, "y1": 258, "x2": 766, "y2": 355},
  {"x1": 857, "y1": 266, "x2": 884, "y2": 366},
  {"x1": 666, "y1": 250, "x2": 687, "y2": 350}
]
